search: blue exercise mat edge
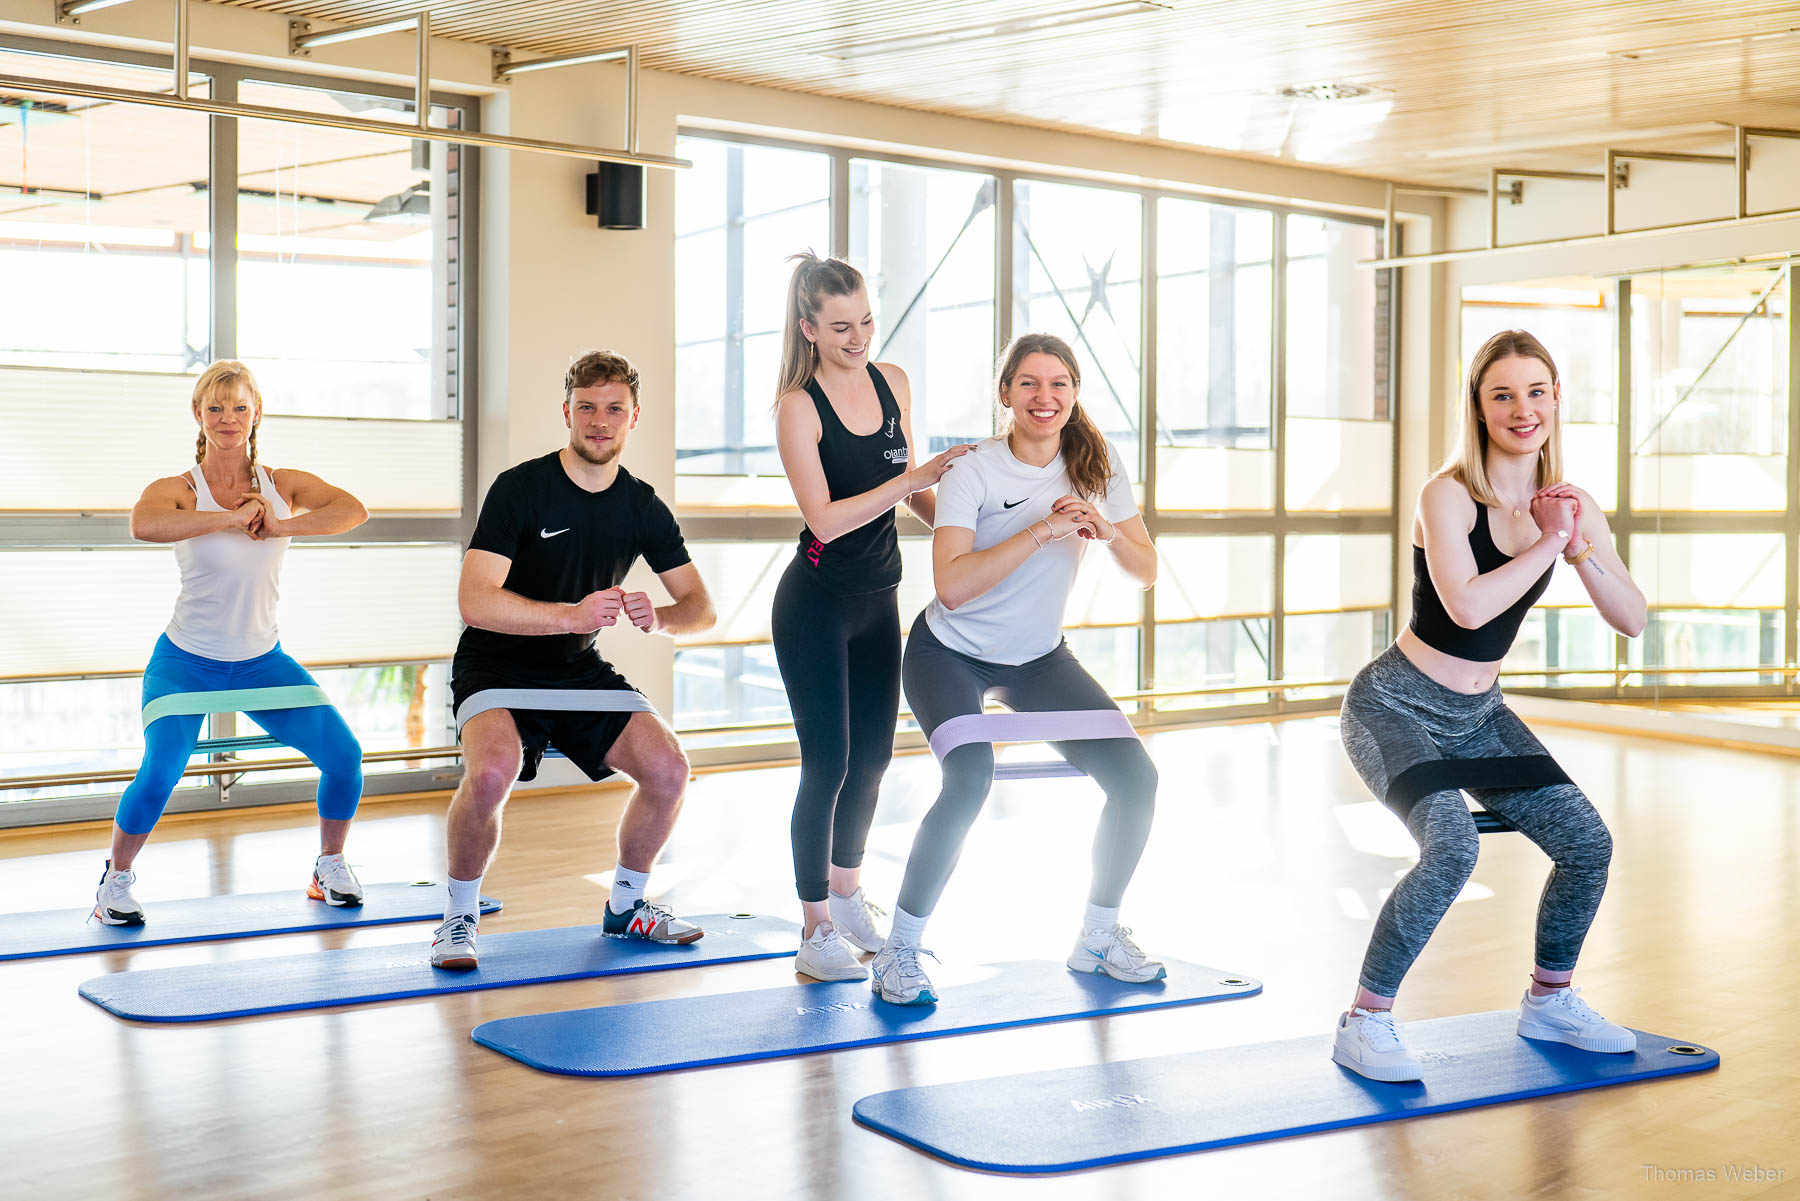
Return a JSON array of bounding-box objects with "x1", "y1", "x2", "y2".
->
[
  {"x1": 0, "y1": 884, "x2": 503, "y2": 962},
  {"x1": 471, "y1": 959, "x2": 1264, "y2": 1076},
  {"x1": 76, "y1": 913, "x2": 800, "y2": 1022},
  {"x1": 851, "y1": 1010, "x2": 1721, "y2": 1173}
]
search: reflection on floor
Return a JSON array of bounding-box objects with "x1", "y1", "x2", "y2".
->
[{"x1": 0, "y1": 715, "x2": 1789, "y2": 1200}]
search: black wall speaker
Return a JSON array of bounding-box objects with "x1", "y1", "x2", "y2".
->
[{"x1": 585, "y1": 162, "x2": 646, "y2": 230}]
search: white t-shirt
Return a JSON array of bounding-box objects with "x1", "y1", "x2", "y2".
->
[{"x1": 923, "y1": 435, "x2": 1138, "y2": 665}]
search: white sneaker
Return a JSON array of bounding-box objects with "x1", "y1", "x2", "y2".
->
[
  {"x1": 828, "y1": 887, "x2": 888, "y2": 953},
  {"x1": 795, "y1": 921, "x2": 868, "y2": 982},
  {"x1": 1332, "y1": 1008, "x2": 1424, "y2": 1083},
  {"x1": 430, "y1": 914, "x2": 479, "y2": 971},
  {"x1": 308, "y1": 853, "x2": 364, "y2": 907},
  {"x1": 870, "y1": 942, "x2": 939, "y2": 1006},
  {"x1": 93, "y1": 860, "x2": 145, "y2": 927},
  {"x1": 1517, "y1": 987, "x2": 1636, "y2": 1053},
  {"x1": 1066, "y1": 924, "x2": 1167, "y2": 984}
]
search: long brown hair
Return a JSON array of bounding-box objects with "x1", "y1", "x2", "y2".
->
[
  {"x1": 996, "y1": 333, "x2": 1113, "y2": 500},
  {"x1": 775, "y1": 251, "x2": 866, "y2": 406},
  {"x1": 1439, "y1": 329, "x2": 1563, "y2": 507},
  {"x1": 191, "y1": 359, "x2": 264, "y2": 476}
]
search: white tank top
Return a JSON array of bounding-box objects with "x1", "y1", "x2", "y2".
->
[{"x1": 165, "y1": 464, "x2": 293, "y2": 662}]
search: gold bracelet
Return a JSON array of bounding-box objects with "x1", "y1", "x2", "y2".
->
[{"x1": 1564, "y1": 540, "x2": 1596, "y2": 567}]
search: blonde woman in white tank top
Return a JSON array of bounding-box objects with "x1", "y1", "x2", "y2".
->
[{"x1": 93, "y1": 362, "x2": 372, "y2": 926}]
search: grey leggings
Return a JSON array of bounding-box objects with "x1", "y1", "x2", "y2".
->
[
  {"x1": 895, "y1": 616, "x2": 1158, "y2": 918},
  {"x1": 1342, "y1": 645, "x2": 1614, "y2": 997}
]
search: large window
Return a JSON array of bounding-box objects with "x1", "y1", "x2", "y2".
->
[
  {"x1": 0, "y1": 44, "x2": 475, "y2": 821},
  {"x1": 672, "y1": 133, "x2": 1394, "y2": 740},
  {"x1": 1462, "y1": 264, "x2": 1798, "y2": 697}
]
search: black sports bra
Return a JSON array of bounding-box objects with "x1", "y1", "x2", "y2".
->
[{"x1": 1408, "y1": 504, "x2": 1552, "y2": 662}]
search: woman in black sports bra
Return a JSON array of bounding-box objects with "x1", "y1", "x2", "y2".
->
[
  {"x1": 770, "y1": 253, "x2": 974, "y2": 982},
  {"x1": 1331, "y1": 329, "x2": 1647, "y2": 1084}
]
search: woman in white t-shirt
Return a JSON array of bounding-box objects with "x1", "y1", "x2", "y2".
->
[{"x1": 869, "y1": 333, "x2": 1163, "y2": 1006}]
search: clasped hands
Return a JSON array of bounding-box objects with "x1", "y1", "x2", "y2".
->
[
  {"x1": 1039, "y1": 494, "x2": 1114, "y2": 544},
  {"x1": 572, "y1": 586, "x2": 659, "y2": 634}
]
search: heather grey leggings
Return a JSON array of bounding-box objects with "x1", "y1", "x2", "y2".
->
[
  {"x1": 1341, "y1": 645, "x2": 1614, "y2": 997},
  {"x1": 896, "y1": 616, "x2": 1158, "y2": 918}
]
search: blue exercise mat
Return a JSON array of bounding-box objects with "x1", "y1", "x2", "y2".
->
[
  {"x1": 78, "y1": 913, "x2": 799, "y2": 1022},
  {"x1": 473, "y1": 959, "x2": 1262, "y2": 1076},
  {"x1": 852, "y1": 1009, "x2": 1720, "y2": 1173},
  {"x1": 0, "y1": 884, "x2": 502, "y2": 962}
]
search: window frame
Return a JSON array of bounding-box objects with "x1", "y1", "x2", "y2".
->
[
  {"x1": 0, "y1": 36, "x2": 481, "y2": 827},
  {"x1": 672, "y1": 129, "x2": 1397, "y2": 765}
]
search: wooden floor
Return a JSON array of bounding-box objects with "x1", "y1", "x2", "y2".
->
[{"x1": 2, "y1": 716, "x2": 1795, "y2": 1201}]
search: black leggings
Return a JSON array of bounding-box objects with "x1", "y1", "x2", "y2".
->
[
  {"x1": 770, "y1": 562, "x2": 902, "y2": 903},
  {"x1": 895, "y1": 615, "x2": 1157, "y2": 917}
]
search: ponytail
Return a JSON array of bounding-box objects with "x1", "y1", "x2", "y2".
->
[
  {"x1": 775, "y1": 251, "x2": 866, "y2": 409},
  {"x1": 995, "y1": 333, "x2": 1113, "y2": 500}
]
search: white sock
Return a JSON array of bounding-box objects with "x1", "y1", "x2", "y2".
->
[
  {"x1": 887, "y1": 906, "x2": 928, "y2": 948},
  {"x1": 446, "y1": 875, "x2": 482, "y2": 922},
  {"x1": 1083, "y1": 902, "x2": 1120, "y2": 933},
  {"x1": 608, "y1": 866, "x2": 648, "y2": 915}
]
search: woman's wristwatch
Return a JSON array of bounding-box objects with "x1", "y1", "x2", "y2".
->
[{"x1": 1563, "y1": 538, "x2": 1596, "y2": 566}]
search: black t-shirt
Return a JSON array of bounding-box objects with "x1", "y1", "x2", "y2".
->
[{"x1": 454, "y1": 453, "x2": 691, "y2": 675}]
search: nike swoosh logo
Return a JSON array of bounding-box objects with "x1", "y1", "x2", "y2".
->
[
  {"x1": 540, "y1": 528, "x2": 570, "y2": 538},
  {"x1": 1003, "y1": 499, "x2": 1027, "y2": 509}
]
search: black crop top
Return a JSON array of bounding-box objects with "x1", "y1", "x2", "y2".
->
[
  {"x1": 1408, "y1": 504, "x2": 1552, "y2": 662},
  {"x1": 793, "y1": 364, "x2": 907, "y2": 595}
]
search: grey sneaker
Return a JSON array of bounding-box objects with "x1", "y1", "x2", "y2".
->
[
  {"x1": 795, "y1": 921, "x2": 867, "y2": 982},
  {"x1": 827, "y1": 887, "x2": 888, "y2": 953},
  {"x1": 870, "y1": 942, "x2": 939, "y2": 1006},
  {"x1": 602, "y1": 898, "x2": 704, "y2": 944}
]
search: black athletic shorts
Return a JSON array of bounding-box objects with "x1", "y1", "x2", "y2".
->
[{"x1": 451, "y1": 653, "x2": 640, "y2": 783}]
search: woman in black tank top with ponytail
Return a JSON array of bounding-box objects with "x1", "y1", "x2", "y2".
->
[
  {"x1": 771, "y1": 252, "x2": 973, "y2": 982},
  {"x1": 1332, "y1": 330, "x2": 1648, "y2": 1084}
]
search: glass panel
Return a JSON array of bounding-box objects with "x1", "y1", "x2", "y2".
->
[
  {"x1": 1461, "y1": 280, "x2": 1618, "y2": 511},
  {"x1": 228, "y1": 662, "x2": 454, "y2": 782},
  {"x1": 674, "y1": 643, "x2": 791, "y2": 731},
  {"x1": 1063, "y1": 625, "x2": 1138, "y2": 696},
  {"x1": 0, "y1": 50, "x2": 210, "y2": 374},
  {"x1": 0, "y1": 677, "x2": 199, "y2": 803},
  {"x1": 1012, "y1": 179, "x2": 1142, "y2": 469},
  {"x1": 1628, "y1": 532, "x2": 1783, "y2": 686},
  {"x1": 236, "y1": 81, "x2": 463, "y2": 420},
  {"x1": 1500, "y1": 609, "x2": 1619, "y2": 688},
  {"x1": 1285, "y1": 216, "x2": 1389, "y2": 513},
  {"x1": 1155, "y1": 535, "x2": 1274, "y2": 621},
  {"x1": 851, "y1": 159, "x2": 997, "y2": 450},
  {"x1": 674, "y1": 137, "x2": 831, "y2": 480},
  {"x1": 1284, "y1": 534, "x2": 1392, "y2": 614},
  {"x1": 1155, "y1": 198, "x2": 1273, "y2": 511},
  {"x1": 0, "y1": 544, "x2": 463, "y2": 679},
  {"x1": 1152, "y1": 617, "x2": 1273, "y2": 711},
  {"x1": 1630, "y1": 268, "x2": 1788, "y2": 512},
  {"x1": 1285, "y1": 610, "x2": 1392, "y2": 694}
]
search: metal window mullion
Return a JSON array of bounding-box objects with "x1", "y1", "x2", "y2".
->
[
  {"x1": 1270, "y1": 212, "x2": 1288, "y2": 706},
  {"x1": 831, "y1": 151, "x2": 851, "y2": 259},
  {"x1": 208, "y1": 68, "x2": 238, "y2": 362},
  {"x1": 1614, "y1": 277, "x2": 1634, "y2": 696},
  {"x1": 1786, "y1": 272, "x2": 1800, "y2": 686},
  {"x1": 996, "y1": 170, "x2": 1015, "y2": 352},
  {"x1": 1140, "y1": 193, "x2": 1158, "y2": 705}
]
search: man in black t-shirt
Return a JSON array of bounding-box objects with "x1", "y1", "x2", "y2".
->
[{"x1": 431, "y1": 350, "x2": 717, "y2": 970}]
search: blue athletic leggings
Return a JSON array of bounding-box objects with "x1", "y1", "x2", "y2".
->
[{"x1": 115, "y1": 635, "x2": 364, "y2": 835}]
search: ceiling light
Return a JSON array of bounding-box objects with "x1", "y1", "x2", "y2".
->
[
  {"x1": 823, "y1": 2, "x2": 1169, "y2": 60},
  {"x1": 1278, "y1": 81, "x2": 1378, "y2": 102},
  {"x1": 1610, "y1": 28, "x2": 1800, "y2": 60}
]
